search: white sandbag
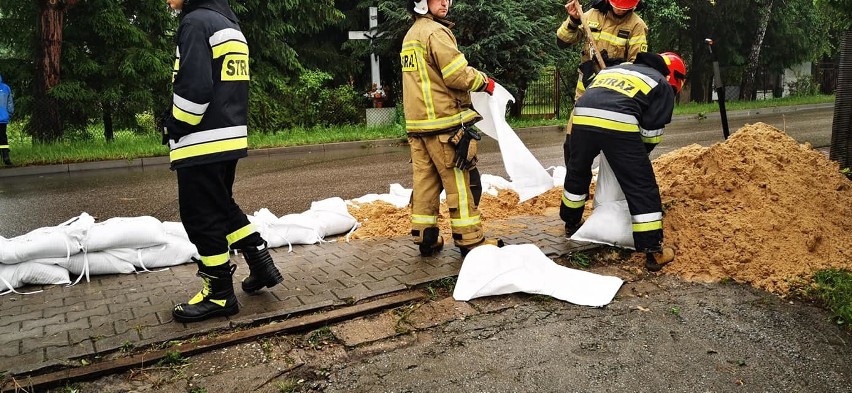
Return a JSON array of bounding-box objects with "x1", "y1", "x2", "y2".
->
[
  {"x1": 307, "y1": 197, "x2": 358, "y2": 238},
  {"x1": 30, "y1": 252, "x2": 136, "y2": 276},
  {"x1": 0, "y1": 213, "x2": 94, "y2": 264},
  {"x1": 132, "y1": 234, "x2": 198, "y2": 269},
  {"x1": 163, "y1": 221, "x2": 190, "y2": 241},
  {"x1": 0, "y1": 262, "x2": 71, "y2": 294},
  {"x1": 570, "y1": 154, "x2": 635, "y2": 249},
  {"x1": 277, "y1": 214, "x2": 324, "y2": 245},
  {"x1": 480, "y1": 174, "x2": 511, "y2": 197},
  {"x1": 348, "y1": 183, "x2": 411, "y2": 208},
  {"x1": 472, "y1": 84, "x2": 553, "y2": 202},
  {"x1": 113, "y1": 234, "x2": 198, "y2": 270},
  {"x1": 571, "y1": 200, "x2": 634, "y2": 249},
  {"x1": 453, "y1": 244, "x2": 623, "y2": 307},
  {"x1": 249, "y1": 208, "x2": 291, "y2": 248},
  {"x1": 83, "y1": 216, "x2": 167, "y2": 252},
  {"x1": 551, "y1": 166, "x2": 566, "y2": 187}
]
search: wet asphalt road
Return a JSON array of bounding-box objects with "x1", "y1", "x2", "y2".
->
[{"x1": 0, "y1": 104, "x2": 835, "y2": 237}]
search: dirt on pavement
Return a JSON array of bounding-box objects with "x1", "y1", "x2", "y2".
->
[{"x1": 37, "y1": 123, "x2": 852, "y2": 392}]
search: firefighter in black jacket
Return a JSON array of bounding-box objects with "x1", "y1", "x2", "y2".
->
[
  {"x1": 561, "y1": 52, "x2": 686, "y2": 271},
  {"x1": 164, "y1": 0, "x2": 283, "y2": 323}
]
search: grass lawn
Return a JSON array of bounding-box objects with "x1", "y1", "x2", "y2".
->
[{"x1": 1, "y1": 94, "x2": 836, "y2": 167}]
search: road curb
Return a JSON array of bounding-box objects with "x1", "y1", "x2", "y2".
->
[{"x1": 0, "y1": 102, "x2": 833, "y2": 178}]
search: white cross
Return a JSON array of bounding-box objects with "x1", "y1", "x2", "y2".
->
[{"x1": 348, "y1": 7, "x2": 383, "y2": 89}]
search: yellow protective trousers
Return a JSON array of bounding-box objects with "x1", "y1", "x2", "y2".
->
[{"x1": 408, "y1": 133, "x2": 484, "y2": 248}]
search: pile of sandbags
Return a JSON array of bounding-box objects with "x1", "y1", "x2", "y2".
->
[
  {"x1": 250, "y1": 197, "x2": 359, "y2": 249},
  {"x1": 0, "y1": 213, "x2": 199, "y2": 294},
  {"x1": 1, "y1": 200, "x2": 362, "y2": 295}
]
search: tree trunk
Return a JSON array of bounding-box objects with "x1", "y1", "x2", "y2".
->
[
  {"x1": 31, "y1": 0, "x2": 74, "y2": 143},
  {"x1": 829, "y1": 28, "x2": 852, "y2": 169},
  {"x1": 739, "y1": 0, "x2": 774, "y2": 100}
]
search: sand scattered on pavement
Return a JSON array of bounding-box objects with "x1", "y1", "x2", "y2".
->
[{"x1": 347, "y1": 122, "x2": 852, "y2": 294}]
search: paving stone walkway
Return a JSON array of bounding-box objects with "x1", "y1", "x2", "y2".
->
[{"x1": 0, "y1": 214, "x2": 595, "y2": 376}]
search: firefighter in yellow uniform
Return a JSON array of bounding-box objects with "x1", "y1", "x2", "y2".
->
[
  {"x1": 557, "y1": 0, "x2": 649, "y2": 101},
  {"x1": 165, "y1": 0, "x2": 283, "y2": 323},
  {"x1": 401, "y1": 0, "x2": 504, "y2": 257},
  {"x1": 556, "y1": 0, "x2": 648, "y2": 235}
]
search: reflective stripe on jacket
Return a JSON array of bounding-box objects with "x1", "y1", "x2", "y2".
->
[
  {"x1": 167, "y1": 6, "x2": 249, "y2": 169},
  {"x1": 573, "y1": 62, "x2": 674, "y2": 146},
  {"x1": 557, "y1": 9, "x2": 648, "y2": 65},
  {"x1": 401, "y1": 15, "x2": 489, "y2": 134}
]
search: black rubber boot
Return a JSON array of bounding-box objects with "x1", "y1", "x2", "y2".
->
[
  {"x1": 645, "y1": 247, "x2": 675, "y2": 272},
  {"x1": 418, "y1": 227, "x2": 444, "y2": 257},
  {"x1": 1, "y1": 149, "x2": 11, "y2": 166},
  {"x1": 173, "y1": 262, "x2": 238, "y2": 323},
  {"x1": 241, "y1": 241, "x2": 284, "y2": 294},
  {"x1": 565, "y1": 220, "x2": 584, "y2": 238}
]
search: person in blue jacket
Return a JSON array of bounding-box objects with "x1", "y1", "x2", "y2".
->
[{"x1": 0, "y1": 73, "x2": 14, "y2": 166}]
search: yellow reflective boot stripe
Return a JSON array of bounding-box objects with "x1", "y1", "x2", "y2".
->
[
  {"x1": 200, "y1": 252, "x2": 230, "y2": 267},
  {"x1": 170, "y1": 138, "x2": 248, "y2": 162},
  {"x1": 412, "y1": 215, "x2": 438, "y2": 225},
  {"x1": 173, "y1": 105, "x2": 204, "y2": 125},
  {"x1": 633, "y1": 221, "x2": 663, "y2": 232},
  {"x1": 0, "y1": 145, "x2": 8, "y2": 149},
  {"x1": 188, "y1": 280, "x2": 209, "y2": 304},
  {"x1": 226, "y1": 223, "x2": 256, "y2": 246}
]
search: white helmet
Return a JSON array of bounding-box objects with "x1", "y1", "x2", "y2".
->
[{"x1": 410, "y1": 0, "x2": 453, "y2": 15}]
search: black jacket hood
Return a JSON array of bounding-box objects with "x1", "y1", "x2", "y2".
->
[{"x1": 183, "y1": 0, "x2": 238, "y2": 23}]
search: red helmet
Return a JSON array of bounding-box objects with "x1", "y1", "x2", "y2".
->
[
  {"x1": 660, "y1": 52, "x2": 686, "y2": 94},
  {"x1": 609, "y1": 0, "x2": 640, "y2": 10}
]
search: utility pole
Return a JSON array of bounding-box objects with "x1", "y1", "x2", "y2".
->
[{"x1": 706, "y1": 38, "x2": 730, "y2": 139}]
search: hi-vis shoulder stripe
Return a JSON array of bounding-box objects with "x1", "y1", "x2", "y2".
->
[
  {"x1": 172, "y1": 93, "x2": 210, "y2": 125},
  {"x1": 598, "y1": 68, "x2": 658, "y2": 90},
  {"x1": 210, "y1": 28, "x2": 248, "y2": 59},
  {"x1": 170, "y1": 125, "x2": 248, "y2": 150}
]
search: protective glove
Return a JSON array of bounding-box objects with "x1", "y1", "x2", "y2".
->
[
  {"x1": 578, "y1": 60, "x2": 598, "y2": 89},
  {"x1": 484, "y1": 77, "x2": 496, "y2": 95},
  {"x1": 449, "y1": 126, "x2": 481, "y2": 171}
]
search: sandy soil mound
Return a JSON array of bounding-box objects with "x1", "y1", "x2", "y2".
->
[
  {"x1": 347, "y1": 122, "x2": 852, "y2": 294},
  {"x1": 654, "y1": 122, "x2": 852, "y2": 293}
]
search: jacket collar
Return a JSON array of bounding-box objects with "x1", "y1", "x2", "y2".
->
[
  {"x1": 184, "y1": 0, "x2": 238, "y2": 23},
  {"x1": 420, "y1": 13, "x2": 454, "y2": 29}
]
